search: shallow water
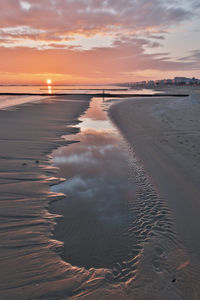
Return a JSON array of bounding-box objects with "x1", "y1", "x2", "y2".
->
[
  {"x1": 0, "y1": 85, "x2": 157, "y2": 110},
  {"x1": 50, "y1": 98, "x2": 138, "y2": 270},
  {"x1": 0, "y1": 84, "x2": 156, "y2": 95}
]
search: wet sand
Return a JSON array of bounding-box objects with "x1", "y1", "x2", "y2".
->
[
  {"x1": 0, "y1": 95, "x2": 93, "y2": 299},
  {"x1": 1, "y1": 90, "x2": 200, "y2": 299}
]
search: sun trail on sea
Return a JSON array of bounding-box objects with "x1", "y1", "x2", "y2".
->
[{"x1": 46, "y1": 79, "x2": 52, "y2": 94}]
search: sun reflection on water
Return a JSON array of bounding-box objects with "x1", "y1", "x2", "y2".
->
[{"x1": 48, "y1": 85, "x2": 52, "y2": 94}]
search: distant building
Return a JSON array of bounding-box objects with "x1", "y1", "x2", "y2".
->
[
  {"x1": 173, "y1": 77, "x2": 198, "y2": 85},
  {"x1": 118, "y1": 76, "x2": 200, "y2": 88},
  {"x1": 164, "y1": 79, "x2": 173, "y2": 85}
]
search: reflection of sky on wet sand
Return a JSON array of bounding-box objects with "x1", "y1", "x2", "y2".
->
[
  {"x1": 51, "y1": 98, "x2": 137, "y2": 269},
  {"x1": 83, "y1": 96, "x2": 107, "y2": 121},
  {"x1": 76, "y1": 97, "x2": 114, "y2": 131}
]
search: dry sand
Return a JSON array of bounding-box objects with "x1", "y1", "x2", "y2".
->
[{"x1": 109, "y1": 87, "x2": 200, "y2": 260}]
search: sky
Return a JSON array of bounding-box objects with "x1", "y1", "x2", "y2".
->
[{"x1": 0, "y1": 0, "x2": 199, "y2": 84}]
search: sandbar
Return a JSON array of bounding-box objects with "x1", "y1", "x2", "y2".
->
[{"x1": 109, "y1": 87, "x2": 200, "y2": 259}]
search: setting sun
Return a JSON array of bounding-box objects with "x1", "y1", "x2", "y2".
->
[{"x1": 46, "y1": 79, "x2": 52, "y2": 85}]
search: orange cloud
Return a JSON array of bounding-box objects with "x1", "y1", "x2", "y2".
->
[{"x1": 0, "y1": 0, "x2": 198, "y2": 83}]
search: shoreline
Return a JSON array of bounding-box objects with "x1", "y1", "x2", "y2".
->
[{"x1": 0, "y1": 92, "x2": 189, "y2": 97}]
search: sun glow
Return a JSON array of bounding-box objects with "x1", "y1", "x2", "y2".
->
[
  {"x1": 46, "y1": 79, "x2": 52, "y2": 85},
  {"x1": 46, "y1": 79, "x2": 52, "y2": 94}
]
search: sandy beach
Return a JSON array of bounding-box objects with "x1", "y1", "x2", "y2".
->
[
  {"x1": 109, "y1": 87, "x2": 200, "y2": 297},
  {"x1": 0, "y1": 95, "x2": 92, "y2": 299},
  {"x1": 1, "y1": 89, "x2": 200, "y2": 300}
]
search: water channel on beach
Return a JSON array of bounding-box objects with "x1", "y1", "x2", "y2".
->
[
  {"x1": 50, "y1": 96, "x2": 138, "y2": 271},
  {"x1": 49, "y1": 95, "x2": 184, "y2": 297}
]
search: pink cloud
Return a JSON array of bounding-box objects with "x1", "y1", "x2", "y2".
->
[
  {"x1": 0, "y1": 0, "x2": 198, "y2": 82},
  {"x1": 0, "y1": 0, "x2": 193, "y2": 35}
]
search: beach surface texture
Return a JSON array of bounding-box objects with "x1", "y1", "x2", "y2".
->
[
  {"x1": 109, "y1": 88, "x2": 200, "y2": 296},
  {"x1": 0, "y1": 89, "x2": 200, "y2": 299},
  {"x1": 0, "y1": 95, "x2": 92, "y2": 299}
]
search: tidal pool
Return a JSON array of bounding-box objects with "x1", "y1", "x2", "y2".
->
[{"x1": 50, "y1": 97, "x2": 138, "y2": 270}]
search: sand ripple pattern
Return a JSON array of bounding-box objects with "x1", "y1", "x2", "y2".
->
[{"x1": 107, "y1": 142, "x2": 178, "y2": 284}]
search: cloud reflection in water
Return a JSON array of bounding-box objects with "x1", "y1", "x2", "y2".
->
[{"x1": 51, "y1": 99, "x2": 137, "y2": 269}]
